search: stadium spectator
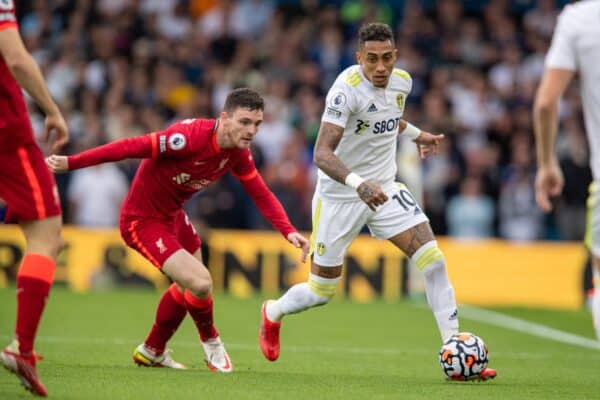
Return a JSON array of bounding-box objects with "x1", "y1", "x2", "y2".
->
[
  {"x1": 67, "y1": 162, "x2": 128, "y2": 227},
  {"x1": 10, "y1": 0, "x2": 587, "y2": 241},
  {"x1": 446, "y1": 176, "x2": 495, "y2": 239},
  {"x1": 499, "y1": 135, "x2": 543, "y2": 241}
]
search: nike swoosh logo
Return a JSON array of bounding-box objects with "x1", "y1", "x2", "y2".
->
[{"x1": 222, "y1": 355, "x2": 231, "y2": 370}]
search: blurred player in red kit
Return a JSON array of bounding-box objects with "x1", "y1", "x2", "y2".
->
[
  {"x1": 47, "y1": 88, "x2": 309, "y2": 373},
  {"x1": 0, "y1": 1, "x2": 70, "y2": 397}
]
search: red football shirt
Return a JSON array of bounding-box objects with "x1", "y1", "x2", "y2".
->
[
  {"x1": 0, "y1": 2, "x2": 36, "y2": 151},
  {"x1": 68, "y1": 118, "x2": 296, "y2": 237}
]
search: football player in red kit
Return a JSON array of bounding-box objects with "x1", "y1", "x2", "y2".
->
[
  {"x1": 47, "y1": 88, "x2": 309, "y2": 373},
  {"x1": 0, "y1": 2, "x2": 70, "y2": 397}
]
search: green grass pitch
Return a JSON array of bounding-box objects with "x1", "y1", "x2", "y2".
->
[{"x1": 1, "y1": 287, "x2": 599, "y2": 399}]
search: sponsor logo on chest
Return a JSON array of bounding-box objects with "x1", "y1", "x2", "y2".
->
[
  {"x1": 354, "y1": 117, "x2": 401, "y2": 135},
  {"x1": 172, "y1": 172, "x2": 212, "y2": 190}
]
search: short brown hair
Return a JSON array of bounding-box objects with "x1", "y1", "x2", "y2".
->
[
  {"x1": 224, "y1": 88, "x2": 264, "y2": 112},
  {"x1": 358, "y1": 22, "x2": 394, "y2": 47}
]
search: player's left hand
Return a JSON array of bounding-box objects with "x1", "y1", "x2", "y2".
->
[
  {"x1": 45, "y1": 154, "x2": 69, "y2": 173},
  {"x1": 414, "y1": 131, "x2": 444, "y2": 159},
  {"x1": 535, "y1": 163, "x2": 564, "y2": 212},
  {"x1": 287, "y1": 232, "x2": 310, "y2": 263}
]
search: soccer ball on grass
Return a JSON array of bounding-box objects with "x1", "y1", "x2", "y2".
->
[{"x1": 439, "y1": 332, "x2": 489, "y2": 380}]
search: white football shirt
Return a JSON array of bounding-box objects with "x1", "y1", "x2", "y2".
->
[
  {"x1": 545, "y1": 0, "x2": 600, "y2": 180},
  {"x1": 318, "y1": 65, "x2": 412, "y2": 200}
]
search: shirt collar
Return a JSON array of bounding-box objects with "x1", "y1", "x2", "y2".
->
[{"x1": 211, "y1": 119, "x2": 221, "y2": 153}]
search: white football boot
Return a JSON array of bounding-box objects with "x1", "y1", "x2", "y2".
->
[
  {"x1": 132, "y1": 344, "x2": 186, "y2": 369},
  {"x1": 201, "y1": 336, "x2": 233, "y2": 373}
]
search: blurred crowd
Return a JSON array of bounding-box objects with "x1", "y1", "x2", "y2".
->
[{"x1": 15, "y1": 0, "x2": 590, "y2": 241}]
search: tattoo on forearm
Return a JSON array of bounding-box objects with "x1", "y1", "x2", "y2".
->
[
  {"x1": 314, "y1": 123, "x2": 349, "y2": 183},
  {"x1": 319, "y1": 152, "x2": 350, "y2": 183}
]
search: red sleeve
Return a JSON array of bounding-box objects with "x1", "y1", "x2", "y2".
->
[
  {"x1": 239, "y1": 173, "x2": 296, "y2": 238},
  {"x1": 0, "y1": 2, "x2": 18, "y2": 31},
  {"x1": 67, "y1": 119, "x2": 208, "y2": 170},
  {"x1": 68, "y1": 134, "x2": 155, "y2": 170}
]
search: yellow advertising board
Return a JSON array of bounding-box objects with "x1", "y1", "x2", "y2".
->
[
  {"x1": 0, "y1": 226, "x2": 587, "y2": 309},
  {"x1": 438, "y1": 238, "x2": 587, "y2": 310}
]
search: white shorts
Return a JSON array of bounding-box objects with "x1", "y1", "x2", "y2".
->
[
  {"x1": 311, "y1": 182, "x2": 429, "y2": 266},
  {"x1": 585, "y1": 182, "x2": 600, "y2": 257}
]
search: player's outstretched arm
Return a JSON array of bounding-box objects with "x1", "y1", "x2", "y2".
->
[
  {"x1": 237, "y1": 173, "x2": 309, "y2": 262},
  {"x1": 0, "y1": 27, "x2": 69, "y2": 151},
  {"x1": 314, "y1": 122, "x2": 388, "y2": 211},
  {"x1": 46, "y1": 135, "x2": 156, "y2": 172}
]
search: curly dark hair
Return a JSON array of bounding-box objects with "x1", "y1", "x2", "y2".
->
[
  {"x1": 358, "y1": 22, "x2": 394, "y2": 47},
  {"x1": 224, "y1": 88, "x2": 264, "y2": 112}
]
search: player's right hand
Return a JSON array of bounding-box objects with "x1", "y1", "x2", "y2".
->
[
  {"x1": 535, "y1": 163, "x2": 564, "y2": 212},
  {"x1": 44, "y1": 113, "x2": 69, "y2": 152},
  {"x1": 287, "y1": 232, "x2": 310, "y2": 263},
  {"x1": 45, "y1": 154, "x2": 69, "y2": 174},
  {"x1": 357, "y1": 181, "x2": 388, "y2": 211},
  {"x1": 413, "y1": 131, "x2": 444, "y2": 159}
]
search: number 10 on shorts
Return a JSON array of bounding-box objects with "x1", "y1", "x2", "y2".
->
[{"x1": 392, "y1": 188, "x2": 417, "y2": 211}]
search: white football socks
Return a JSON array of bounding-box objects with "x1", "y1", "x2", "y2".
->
[
  {"x1": 266, "y1": 273, "x2": 339, "y2": 322},
  {"x1": 412, "y1": 241, "x2": 459, "y2": 342}
]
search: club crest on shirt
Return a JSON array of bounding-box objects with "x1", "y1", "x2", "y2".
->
[
  {"x1": 156, "y1": 238, "x2": 167, "y2": 254},
  {"x1": 396, "y1": 93, "x2": 405, "y2": 112},
  {"x1": 168, "y1": 133, "x2": 186, "y2": 151}
]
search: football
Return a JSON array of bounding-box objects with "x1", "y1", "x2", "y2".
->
[{"x1": 439, "y1": 332, "x2": 489, "y2": 380}]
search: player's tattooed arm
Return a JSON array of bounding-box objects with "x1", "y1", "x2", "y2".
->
[
  {"x1": 314, "y1": 122, "x2": 387, "y2": 210},
  {"x1": 313, "y1": 122, "x2": 350, "y2": 183}
]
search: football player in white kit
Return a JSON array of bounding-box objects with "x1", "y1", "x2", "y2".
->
[
  {"x1": 259, "y1": 22, "x2": 496, "y2": 380},
  {"x1": 534, "y1": 0, "x2": 600, "y2": 341}
]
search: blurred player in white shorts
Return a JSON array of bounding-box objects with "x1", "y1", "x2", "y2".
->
[
  {"x1": 259, "y1": 22, "x2": 496, "y2": 380},
  {"x1": 534, "y1": 0, "x2": 600, "y2": 341}
]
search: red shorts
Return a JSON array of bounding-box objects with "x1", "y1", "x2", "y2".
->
[
  {"x1": 120, "y1": 210, "x2": 201, "y2": 268},
  {"x1": 0, "y1": 143, "x2": 61, "y2": 222}
]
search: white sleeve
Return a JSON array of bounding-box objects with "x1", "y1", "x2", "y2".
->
[
  {"x1": 321, "y1": 83, "x2": 354, "y2": 128},
  {"x1": 545, "y1": 8, "x2": 577, "y2": 71}
]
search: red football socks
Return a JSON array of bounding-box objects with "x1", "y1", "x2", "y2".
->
[
  {"x1": 184, "y1": 291, "x2": 218, "y2": 341},
  {"x1": 15, "y1": 254, "x2": 55, "y2": 356},
  {"x1": 144, "y1": 283, "x2": 187, "y2": 354}
]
